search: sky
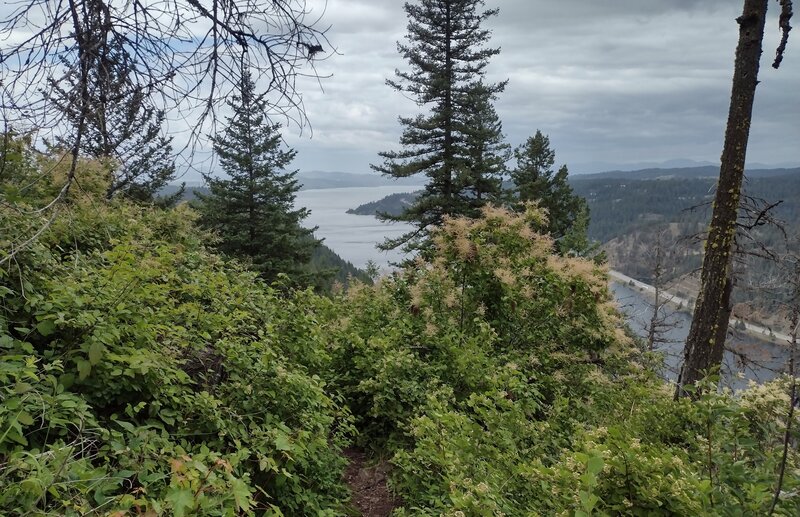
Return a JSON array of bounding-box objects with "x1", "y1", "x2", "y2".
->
[{"x1": 266, "y1": 0, "x2": 799, "y2": 176}]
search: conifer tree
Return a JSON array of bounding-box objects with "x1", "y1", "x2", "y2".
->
[
  {"x1": 373, "y1": 0, "x2": 505, "y2": 252},
  {"x1": 49, "y1": 33, "x2": 179, "y2": 202},
  {"x1": 511, "y1": 130, "x2": 587, "y2": 252},
  {"x1": 196, "y1": 71, "x2": 318, "y2": 284},
  {"x1": 459, "y1": 82, "x2": 511, "y2": 217}
]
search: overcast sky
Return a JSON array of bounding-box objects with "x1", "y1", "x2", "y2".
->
[{"x1": 265, "y1": 0, "x2": 799, "y2": 176}]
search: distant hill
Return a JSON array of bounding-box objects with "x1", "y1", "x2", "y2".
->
[
  {"x1": 162, "y1": 171, "x2": 423, "y2": 199},
  {"x1": 345, "y1": 166, "x2": 800, "y2": 224},
  {"x1": 160, "y1": 184, "x2": 208, "y2": 201},
  {"x1": 571, "y1": 167, "x2": 800, "y2": 334},
  {"x1": 308, "y1": 244, "x2": 372, "y2": 291},
  {"x1": 347, "y1": 191, "x2": 420, "y2": 216},
  {"x1": 572, "y1": 165, "x2": 800, "y2": 182},
  {"x1": 570, "y1": 168, "x2": 800, "y2": 244}
]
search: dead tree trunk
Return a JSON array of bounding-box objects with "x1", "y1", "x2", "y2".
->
[
  {"x1": 677, "y1": 0, "x2": 770, "y2": 396},
  {"x1": 645, "y1": 230, "x2": 680, "y2": 353}
]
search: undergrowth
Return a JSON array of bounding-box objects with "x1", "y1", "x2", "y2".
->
[{"x1": 1, "y1": 150, "x2": 798, "y2": 515}]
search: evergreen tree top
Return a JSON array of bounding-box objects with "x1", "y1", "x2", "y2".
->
[
  {"x1": 196, "y1": 69, "x2": 317, "y2": 285},
  {"x1": 373, "y1": 0, "x2": 508, "y2": 254}
]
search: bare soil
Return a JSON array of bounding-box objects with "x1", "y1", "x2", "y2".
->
[{"x1": 342, "y1": 448, "x2": 398, "y2": 517}]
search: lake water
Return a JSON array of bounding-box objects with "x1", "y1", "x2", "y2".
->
[
  {"x1": 612, "y1": 281, "x2": 789, "y2": 389},
  {"x1": 297, "y1": 186, "x2": 790, "y2": 387},
  {"x1": 296, "y1": 186, "x2": 424, "y2": 269}
]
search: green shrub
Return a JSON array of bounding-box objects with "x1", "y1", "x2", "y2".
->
[{"x1": 1, "y1": 177, "x2": 352, "y2": 515}]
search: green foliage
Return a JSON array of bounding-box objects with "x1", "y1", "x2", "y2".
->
[
  {"x1": 372, "y1": 0, "x2": 506, "y2": 252},
  {"x1": 0, "y1": 131, "x2": 38, "y2": 192},
  {"x1": 1, "y1": 166, "x2": 352, "y2": 515},
  {"x1": 459, "y1": 82, "x2": 512, "y2": 216},
  {"x1": 316, "y1": 205, "x2": 799, "y2": 515},
  {"x1": 305, "y1": 243, "x2": 372, "y2": 292},
  {"x1": 511, "y1": 130, "x2": 589, "y2": 255},
  {"x1": 2, "y1": 151, "x2": 799, "y2": 514},
  {"x1": 321, "y1": 206, "x2": 629, "y2": 504},
  {"x1": 195, "y1": 71, "x2": 318, "y2": 286}
]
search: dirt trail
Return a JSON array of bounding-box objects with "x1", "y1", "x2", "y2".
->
[{"x1": 342, "y1": 448, "x2": 398, "y2": 516}]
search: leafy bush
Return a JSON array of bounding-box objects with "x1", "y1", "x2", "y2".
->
[
  {"x1": 2, "y1": 153, "x2": 798, "y2": 515},
  {"x1": 1, "y1": 167, "x2": 353, "y2": 515},
  {"x1": 320, "y1": 206, "x2": 800, "y2": 515}
]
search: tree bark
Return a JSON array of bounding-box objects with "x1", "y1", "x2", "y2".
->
[
  {"x1": 443, "y1": 0, "x2": 454, "y2": 215},
  {"x1": 677, "y1": 0, "x2": 769, "y2": 397}
]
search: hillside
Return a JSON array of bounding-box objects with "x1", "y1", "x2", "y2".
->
[
  {"x1": 346, "y1": 191, "x2": 420, "y2": 216},
  {"x1": 571, "y1": 167, "x2": 800, "y2": 333},
  {"x1": 573, "y1": 165, "x2": 800, "y2": 181}
]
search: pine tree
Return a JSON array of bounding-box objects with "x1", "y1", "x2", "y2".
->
[
  {"x1": 195, "y1": 71, "x2": 318, "y2": 284},
  {"x1": 511, "y1": 130, "x2": 587, "y2": 252},
  {"x1": 459, "y1": 82, "x2": 511, "y2": 217},
  {"x1": 49, "y1": 33, "x2": 179, "y2": 202},
  {"x1": 372, "y1": 0, "x2": 505, "y2": 252}
]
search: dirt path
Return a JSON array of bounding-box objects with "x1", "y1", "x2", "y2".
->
[{"x1": 342, "y1": 448, "x2": 398, "y2": 516}]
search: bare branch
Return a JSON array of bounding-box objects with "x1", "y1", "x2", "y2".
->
[{"x1": 773, "y1": 0, "x2": 794, "y2": 68}]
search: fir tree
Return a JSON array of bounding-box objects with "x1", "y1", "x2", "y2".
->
[
  {"x1": 196, "y1": 71, "x2": 318, "y2": 284},
  {"x1": 373, "y1": 0, "x2": 505, "y2": 252},
  {"x1": 459, "y1": 82, "x2": 511, "y2": 217},
  {"x1": 49, "y1": 33, "x2": 179, "y2": 202},
  {"x1": 511, "y1": 130, "x2": 587, "y2": 252}
]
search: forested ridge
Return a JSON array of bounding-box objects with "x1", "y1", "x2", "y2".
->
[
  {"x1": 571, "y1": 168, "x2": 800, "y2": 244},
  {"x1": 572, "y1": 169, "x2": 800, "y2": 332}
]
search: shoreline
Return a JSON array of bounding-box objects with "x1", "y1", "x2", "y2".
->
[{"x1": 608, "y1": 269, "x2": 793, "y2": 346}]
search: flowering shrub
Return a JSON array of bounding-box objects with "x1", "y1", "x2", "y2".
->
[
  {"x1": 323, "y1": 206, "x2": 800, "y2": 515},
  {"x1": 2, "y1": 158, "x2": 798, "y2": 514}
]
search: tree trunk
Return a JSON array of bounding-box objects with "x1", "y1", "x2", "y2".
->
[
  {"x1": 443, "y1": 0, "x2": 454, "y2": 216},
  {"x1": 677, "y1": 0, "x2": 769, "y2": 397}
]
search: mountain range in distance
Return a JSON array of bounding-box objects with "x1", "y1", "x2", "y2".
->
[
  {"x1": 166, "y1": 170, "x2": 423, "y2": 197},
  {"x1": 164, "y1": 163, "x2": 799, "y2": 201},
  {"x1": 570, "y1": 159, "x2": 800, "y2": 174},
  {"x1": 293, "y1": 164, "x2": 800, "y2": 188},
  {"x1": 571, "y1": 165, "x2": 800, "y2": 181}
]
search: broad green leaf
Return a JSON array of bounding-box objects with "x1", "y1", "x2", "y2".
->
[
  {"x1": 36, "y1": 319, "x2": 56, "y2": 337},
  {"x1": 14, "y1": 382, "x2": 33, "y2": 394},
  {"x1": 76, "y1": 359, "x2": 92, "y2": 380},
  {"x1": 166, "y1": 488, "x2": 195, "y2": 517},
  {"x1": 17, "y1": 410, "x2": 34, "y2": 426},
  {"x1": 587, "y1": 456, "x2": 604, "y2": 477},
  {"x1": 275, "y1": 433, "x2": 292, "y2": 452},
  {"x1": 231, "y1": 478, "x2": 253, "y2": 511},
  {"x1": 88, "y1": 341, "x2": 105, "y2": 365}
]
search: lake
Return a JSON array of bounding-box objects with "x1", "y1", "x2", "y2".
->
[
  {"x1": 611, "y1": 282, "x2": 788, "y2": 389},
  {"x1": 297, "y1": 186, "x2": 791, "y2": 387},
  {"x1": 296, "y1": 185, "x2": 424, "y2": 269}
]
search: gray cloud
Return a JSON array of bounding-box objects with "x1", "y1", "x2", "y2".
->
[{"x1": 280, "y1": 0, "x2": 798, "y2": 174}]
